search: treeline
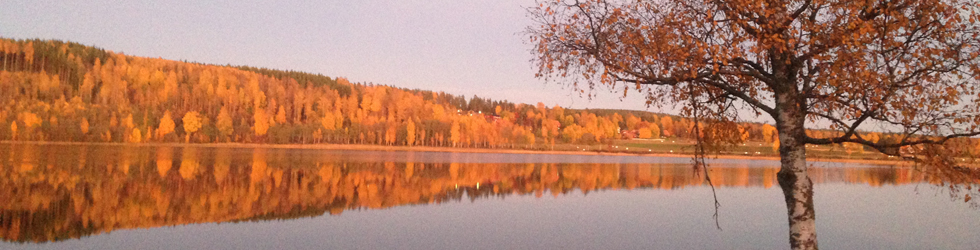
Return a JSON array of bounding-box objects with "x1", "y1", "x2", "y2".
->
[{"x1": 0, "y1": 38, "x2": 953, "y2": 151}]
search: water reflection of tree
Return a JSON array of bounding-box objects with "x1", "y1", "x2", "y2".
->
[{"x1": 0, "y1": 145, "x2": 951, "y2": 243}]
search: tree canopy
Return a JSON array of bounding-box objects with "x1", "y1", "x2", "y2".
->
[{"x1": 528, "y1": 0, "x2": 980, "y2": 249}]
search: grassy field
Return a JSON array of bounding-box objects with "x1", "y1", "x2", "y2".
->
[{"x1": 598, "y1": 139, "x2": 896, "y2": 161}]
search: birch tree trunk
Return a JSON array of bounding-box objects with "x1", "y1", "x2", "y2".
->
[{"x1": 776, "y1": 92, "x2": 818, "y2": 250}]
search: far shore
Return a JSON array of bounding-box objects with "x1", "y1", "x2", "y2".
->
[{"x1": 1, "y1": 140, "x2": 925, "y2": 166}]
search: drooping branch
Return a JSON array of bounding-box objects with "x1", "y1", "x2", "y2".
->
[{"x1": 607, "y1": 71, "x2": 777, "y2": 116}]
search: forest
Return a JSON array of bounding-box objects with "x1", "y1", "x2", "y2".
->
[{"x1": 0, "y1": 38, "x2": 967, "y2": 155}]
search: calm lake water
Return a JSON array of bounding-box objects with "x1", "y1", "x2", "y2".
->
[{"x1": 0, "y1": 144, "x2": 977, "y2": 249}]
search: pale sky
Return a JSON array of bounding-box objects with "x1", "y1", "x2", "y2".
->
[{"x1": 0, "y1": 0, "x2": 667, "y2": 112}]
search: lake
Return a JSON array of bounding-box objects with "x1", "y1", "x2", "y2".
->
[{"x1": 0, "y1": 144, "x2": 977, "y2": 249}]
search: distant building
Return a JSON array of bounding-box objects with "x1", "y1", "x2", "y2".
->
[{"x1": 621, "y1": 129, "x2": 638, "y2": 139}]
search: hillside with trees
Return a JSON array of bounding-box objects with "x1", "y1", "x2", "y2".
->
[{"x1": 0, "y1": 38, "x2": 963, "y2": 157}]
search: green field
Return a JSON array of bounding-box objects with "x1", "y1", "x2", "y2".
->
[{"x1": 533, "y1": 138, "x2": 894, "y2": 161}]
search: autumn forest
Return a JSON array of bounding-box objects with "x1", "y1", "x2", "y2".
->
[
  {"x1": 1, "y1": 37, "x2": 978, "y2": 161},
  {"x1": 0, "y1": 38, "x2": 886, "y2": 151}
]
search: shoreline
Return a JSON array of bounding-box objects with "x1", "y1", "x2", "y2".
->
[{"x1": 0, "y1": 140, "x2": 914, "y2": 166}]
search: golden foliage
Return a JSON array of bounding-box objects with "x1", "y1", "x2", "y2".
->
[
  {"x1": 275, "y1": 105, "x2": 287, "y2": 125},
  {"x1": 528, "y1": 0, "x2": 980, "y2": 161},
  {"x1": 406, "y1": 119, "x2": 416, "y2": 146},
  {"x1": 122, "y1": 113, "x2": 134, "y2": 129},
  {"x1": 18, "y1": 112, "x2": 40, "y2": 129},
  {"x1": 129, "y1": 128, "x2": 142, "y2": 143},
  {"x1": 450, "y1": 120, "x2": 460, "y2": 147},
  {"x1": 80, "y1": 118, "x2": 89, "y2": 135},
  {"x1": 320, "y1": 112, "x2": 336, "y2": 131},
  {"x1": 182, "y1": 111, "x2": 202, "y2": 134},
  {"x1": 253, "y1": 108, "x2": 269, "y2": 136},
  {"x1": 157, "y1": 111, "x2": 176, "y2": 139},
  {"x1": 648, "y1": 124, "x2": 660, "y2": 139},
  {"x1": 9, "y1": 121, "x2": 16, "y2": 139},
  {"x1": 762, "y1": 124, "x2": 777, "y2": 143},
  {"x1": 216, "y1": 107, "x2": 233, "y2": 139}
]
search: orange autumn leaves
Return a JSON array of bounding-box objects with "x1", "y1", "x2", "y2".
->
[
  {"x1": 528, "y1": 0, "x2": 980, "y2": 171},
  {"x1": 2, "y1": 38, "x2": 664, "y2": 146},
  {"x1": 2, "y1": 37, "x2": 744, "y2": 148},
  {"x1": 0, "y1": 37, "x2": 886, "y2": 151}
]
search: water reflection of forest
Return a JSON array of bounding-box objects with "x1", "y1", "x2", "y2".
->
[{"x1": 0, "y1": 145, "x2": 934, "y2": 243}]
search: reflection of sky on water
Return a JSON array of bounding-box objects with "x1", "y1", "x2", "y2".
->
[{"x1": 1, "y1": 144, "x2": 977, "y2": 250}]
